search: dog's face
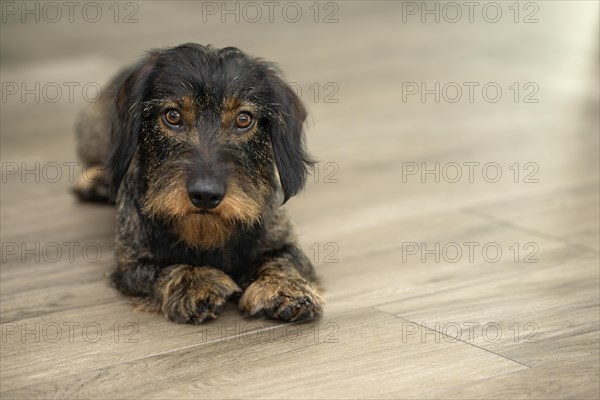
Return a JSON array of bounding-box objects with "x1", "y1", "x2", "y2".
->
[{"x1": 109, "y1": 44, "x2": 312, "y2": 249}]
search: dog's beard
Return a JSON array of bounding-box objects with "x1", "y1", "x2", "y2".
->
[{"x1": 142, "y1": 170, "x2": 267, "y2": 250}]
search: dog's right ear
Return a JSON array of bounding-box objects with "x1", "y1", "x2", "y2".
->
[{"x1": 107, "y1": 55, "x2": 156, "y2": 194}]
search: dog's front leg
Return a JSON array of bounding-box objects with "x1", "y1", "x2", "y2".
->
[
  {"x1": 113, "y1": 263, "x2": 241, "y2": 324},
  {"x1": 156, "y1": 265, "x2": 241, "y2": 324},
  {"x1": 239, "y1": 245, "x2": 324, "y2": 322}
]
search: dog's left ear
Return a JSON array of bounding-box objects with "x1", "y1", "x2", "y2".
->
[{"x1": 266, "y1": 69, "x2": 314, "y2": 204}]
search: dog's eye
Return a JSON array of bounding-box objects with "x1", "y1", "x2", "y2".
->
[
  {"x1": 163, "y1": 109, "x2": 182, "y2": 127},
  {"x1": 235, "y1": 112, "x2": 254, "y2": 130}
]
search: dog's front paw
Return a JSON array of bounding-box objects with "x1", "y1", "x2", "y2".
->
[
  {"x1": 158, "y1": 265, "x2": 241, "y2": 324},
  {"x1": 240, "y1": 273, "x2": 324, "y2": 322}
]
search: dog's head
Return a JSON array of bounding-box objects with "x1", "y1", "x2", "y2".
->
[{"x1": 108, "y1": 43, "x2": 312, "y2": 249}]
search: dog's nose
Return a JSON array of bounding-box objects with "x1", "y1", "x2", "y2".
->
[{"x1": 187, "y1": 181, "x2": 225, "y2": 210}]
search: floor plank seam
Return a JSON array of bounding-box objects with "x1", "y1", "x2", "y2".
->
[
  {"x1": 463, "y1": 208, "x2": 599, "y2": 255},
  {"x1": 373, "y1": 307, "x2": 534, "y2": 369},
  {"x1": 366, "y1": 278, "x2": 502, "y2": 310},
  {"x1": 0, "y1": 298, "x2": 123, "y2": 325},
  {"x1": 0, "y1": 318, "x2": 325, "y2": 393}
]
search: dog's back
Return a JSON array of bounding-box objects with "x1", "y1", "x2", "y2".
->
[{"x1": 73, "y1": 66, "x2": 134, "y2": 202}]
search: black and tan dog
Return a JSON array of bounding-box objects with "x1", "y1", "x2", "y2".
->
[{"x1": 74, "y1": 43, "x2": 323, "y2": 324}]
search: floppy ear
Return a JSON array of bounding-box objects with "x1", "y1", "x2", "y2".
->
[
  {"x1": 266, "y1": 69, "x2": 314, "y2": 203},
  {"x1": 107, "y1": 56, "x2": 156, "y2": 194}
]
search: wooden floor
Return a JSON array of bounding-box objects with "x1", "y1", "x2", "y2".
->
[{"x1": 1, "y1": 1, "x2": 599, "y2": 398}]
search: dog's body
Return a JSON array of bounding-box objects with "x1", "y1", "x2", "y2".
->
[{"x1": 74, "y1": 44, "x2": 323, "y2": 324}]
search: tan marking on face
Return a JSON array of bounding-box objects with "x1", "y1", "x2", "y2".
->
[
  {"x1": 222, "y1": 96, "x2": 259, "y2": 139},
  {"x1": 180, "y1": 96, "x2": 197, "y2": 127},
  {"x1": 223, "y1": 96, "x2": 239, "y2": 111},
  {"x1": 141, "y1": 168, "x2": 269, "y2": 250},
  {"x1": 216, "y1": 180, "x2": 267, "y2": 226},
  {"x1": 157, "y1": 97, "x2": 198, "y2": 141}
]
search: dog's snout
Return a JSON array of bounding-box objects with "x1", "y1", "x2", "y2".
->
[{"x1": 187, "y1": 180, "x2": 225, "y2": 210}]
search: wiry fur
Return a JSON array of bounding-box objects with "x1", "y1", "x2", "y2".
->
[{"x1": 74, "y1": 43, "x2": 323, "y2": 324}]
